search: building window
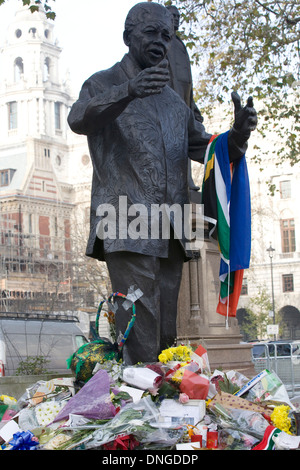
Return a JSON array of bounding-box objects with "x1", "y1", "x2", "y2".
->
[
  {"x1": 280, "y1": 180, "x2": 291, "y2": 199},
  {"x1": 14, "y1": 57, "x2": 24, "y2": 82},
  {"x1": 82, "y1": 154, "x2": 90, "y2": 166},
  {"x1": 241, "y1": 277, "x2": 248, "y2": 295},
  {"x1": 29, "y1": 27, "x2": 37, "y2": 38},
  {"x1": 280, "y1": 219, "x2": 296, "y2": 253},
  {"x1": 28, "y1": 214, "x2": 33, "y2": 234},
  {"x1": 44, "y1": 148, "x2": 50, "y2": 158},
  {"x1": 54, "y1": 216, "x2": 58, "y2": 237},
  {"x1": 0, "y1": 170, "x2": 9, "y2": 187},
  {"x1": 55, "y1": 102, "x2": 61, "y2": 130},
  {"x1": 282, "y1": 274, "x2": 294, "y2": 293},
  {"x1": 8, "y1": 101, "x2": 17, "y2": 129},
  {"x1": 44, "y1": 57, "x2": 50, "y2": 81},
  {"x1": 0, "y1": 169, "x2": 15, "y2": 187}
]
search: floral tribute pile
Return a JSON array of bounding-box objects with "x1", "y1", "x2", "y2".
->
[{"x1": 1, "y1": 343, "x2": 300, "y2": 451}]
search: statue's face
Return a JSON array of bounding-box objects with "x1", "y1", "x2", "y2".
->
[
  {"x1": 127, "y1": 13, "x2": 173, "y2": 69},
  {"x1": 168, "y1": 6, "x2": 180, "y2": 30}
]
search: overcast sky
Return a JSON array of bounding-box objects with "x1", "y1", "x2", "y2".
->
[{"x1": 0, "y1": 0, "x2": 141, "y2": 94}]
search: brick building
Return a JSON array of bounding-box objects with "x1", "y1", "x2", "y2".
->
[{"x1": 0, "y1": 4, "x2": 109, "y2": 329}]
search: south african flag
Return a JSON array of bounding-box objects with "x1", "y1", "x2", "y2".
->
[{"x1": 201, "y1": 131, "x2": 251, "y2": 321}]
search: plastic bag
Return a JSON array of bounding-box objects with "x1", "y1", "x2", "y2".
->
[{"x1": 18, "y1": 407, "x2": 40, "y2": 432}]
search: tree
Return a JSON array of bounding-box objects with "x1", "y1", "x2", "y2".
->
[
  {"x1": 0, "y1": 0, "x2": 56, "y2": 19},
  {"x1": 237, "y1": 308, "x2": 258, "y2": 342},
  {"x1": 161, "y1": 0, "x2": 300, "y2": 167},
  {"x1": 245, "y1": 286, "x2": 274, "y2": 339}
]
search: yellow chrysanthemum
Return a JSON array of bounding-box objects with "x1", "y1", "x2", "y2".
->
[
  {"x1": 172, "y1": 368, "x2": 185, "y2": 383},
  {"x1": 0, "y1": 395, "x2": 17, "y2": 405},
  {"x1": 158, "y1": 345, "x2": 193, "y2": 363},
  {"x1": 271, "y1": 405, "x2": 292, "y2": 434}
]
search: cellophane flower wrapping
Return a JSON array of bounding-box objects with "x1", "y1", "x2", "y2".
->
[
  {"x1": 236, "y1": 369, "x2": 295, "y2": 409},
  {"x1": 208, "y1": 402, "x2": 270, "y2": 440},
  {"x1": 218, "y1": 428, "x2": 259, "y2": 450},
  {"x1": 53, "y1": 369, "x2": 116, "y2": 423},
  {"x1": 82, "y1": 396, "x2": 182, "y2": 450},
  {"x1": 179, "y1": 369, "x2": 210, "y2": 400},
  {"x1": 122, "y1": 366, "x2": 162, "y2": 391},
  {"x1": 190, "y1": 344, "x2": 211, "y2": 374}
]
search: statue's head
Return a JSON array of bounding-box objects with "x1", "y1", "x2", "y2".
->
[
  {"x1": 166, "y1": 5, "x2": 180, "y2": 31},
  {"x1": 123, "y1": 2, "x2": 173, "y2": 69}
]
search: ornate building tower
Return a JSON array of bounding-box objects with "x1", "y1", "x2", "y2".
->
[{"x1": 0, "y1": 4, "x2": 89, "y2": 313}]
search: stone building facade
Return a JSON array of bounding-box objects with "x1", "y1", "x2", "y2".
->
[{"x1": 0, "y1": 5, "x2": 105, "y2": 328}]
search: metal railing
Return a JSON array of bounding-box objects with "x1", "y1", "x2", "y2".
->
[{"x1": 252, "y1": 342, "x2": 300, "y2": 397}]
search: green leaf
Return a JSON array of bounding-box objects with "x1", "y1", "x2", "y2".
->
[{"x1": 218, "y1": 374, "x2": 240, "y2": 394}]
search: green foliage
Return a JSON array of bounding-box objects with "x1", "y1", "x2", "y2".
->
[
  {"x1": 218, "y1": 374, "x2": 240, "y2": 394},
  {"x1": 0, "y1": 0, "x2": 56, "y2": 19},
  {"x1": 245, "y1": 286, "x2": 274, "y2": 339},
  {"x1": 161, "y1": 0, "x2": 300, "y2": 166},
  {"x1": 238, "y1": 308, "x2": 259, "y2": 342},
  {"x1": 15, "y1": 355, "x2": 51, "y2": 375}
]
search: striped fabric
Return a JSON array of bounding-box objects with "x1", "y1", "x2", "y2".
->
[
  {"x1": 201, "y1": 131, "x2": 251, "y2": 323},
  {"x1": 252, "y1": 426, "x2": 281, "y2": 450}
]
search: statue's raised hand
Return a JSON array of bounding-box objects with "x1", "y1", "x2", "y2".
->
[
  {"x1": 128, "y1": 60, "x2": 170, "y2": 98},
  {"x1": 232, "y1": 91, "x2": 257, "y2": 135}
]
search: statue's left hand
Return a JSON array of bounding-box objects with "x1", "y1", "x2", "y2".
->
[{"x1": 231, "y1": 91, "x2": 257, "y2": 135}]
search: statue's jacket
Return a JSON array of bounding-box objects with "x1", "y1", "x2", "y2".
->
[{"x1": 68, "y1": 53, "x2": 245, "y2": 262}]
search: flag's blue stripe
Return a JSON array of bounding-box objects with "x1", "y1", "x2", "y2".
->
[{"x1": 215, "y1": 132, "x2": 251, "y2": 278}]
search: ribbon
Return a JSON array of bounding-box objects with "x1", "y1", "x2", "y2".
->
[
  {"x1": 9, "y1": 431, "x2": 39, "y2": 450},
  {"x1": 102, "y1": 434, "x2": 139, "y2": 450},
  {"x1": 95, "y1": 292, "x2": 137, "y2": 352}
]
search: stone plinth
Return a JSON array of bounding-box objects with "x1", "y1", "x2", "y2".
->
[{"x1": 177, "y1": 192, "x2": 254, "y2": 376}]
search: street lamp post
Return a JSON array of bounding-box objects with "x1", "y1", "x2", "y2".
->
[{"x1": 267, "y1": 243, "x2": 276, "y2": 339}]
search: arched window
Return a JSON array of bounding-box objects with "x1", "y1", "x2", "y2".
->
[
  {"x1": 44, "y1": 57, "x2": 50, "y2": 81},
  {"x1": 29, "y1": 27, "x2": 37, "y2": 38},
  {"x1": 14, "y1": 57, "x2": 24, "y2": 82}
]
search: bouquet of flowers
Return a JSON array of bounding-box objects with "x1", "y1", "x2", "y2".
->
[
  {"x1": 35, "y1": 401, "x2": 63, "y2": 426},
  {"x1": 158, "y1": 345, "x2": 193, "y2": 365},
  {"x1": 163, "y1": 359, "x2": 210, "y2": 400}
]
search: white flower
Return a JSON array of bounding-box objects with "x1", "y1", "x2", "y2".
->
[
  {"x1": 129, "y1": 419, "x2": 144, "y2": 427},
  {"x1": 35, "y1": 401, "x2": 62, "y2": 426}
]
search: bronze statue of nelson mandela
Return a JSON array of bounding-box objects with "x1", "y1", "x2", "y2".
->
[{"x1": 68, "y1": 2, "x2": 257, "y2": 365}]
